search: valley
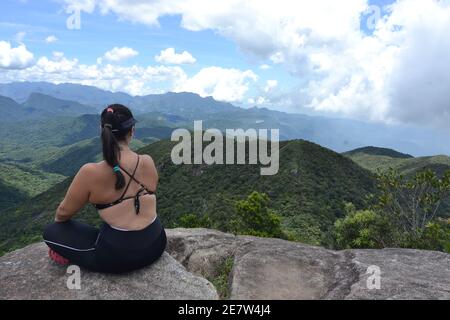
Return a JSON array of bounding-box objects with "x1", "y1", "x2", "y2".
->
[{"x1": 0, "y1": 82, "x2": 448, "y2": 257}]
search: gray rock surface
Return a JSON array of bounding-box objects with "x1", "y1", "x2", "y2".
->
[
  {"x1": 345, "y1": 249, "x2": 450, "y2": 300},
  {"x1": 166, "y1": 228, "x2": 239, "y2": 279},
  {"x1": 1, "y1": 228, "x2": 449, "y2": 300},
  {"x1": 0, "y1": 242, "x2": 218, "y2": 300},
  {"x1": 166, "y1": 228, "x2": 450, "y2": 300}
]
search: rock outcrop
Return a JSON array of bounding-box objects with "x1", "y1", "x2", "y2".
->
[
  {"x1": 1, "y1": 228, "x2": 449, "y2": 300},
  {"x1": 0, "y1": 242, "x2": 217, "y2": 300},
  {"x1": 166, "y1": 229, "x2": 450, "y2": 300}
]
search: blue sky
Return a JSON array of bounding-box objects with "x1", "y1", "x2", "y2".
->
[
  {"x1": 0, "y1": 0, "x2": 301, "y2": 104},
  {"x1": 0, "y1": 0, "x2": 449, "y2": 130}
]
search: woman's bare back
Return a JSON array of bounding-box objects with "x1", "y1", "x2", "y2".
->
[{"x1": 88, "y1": 150, "x2": 158, "y2": 230}]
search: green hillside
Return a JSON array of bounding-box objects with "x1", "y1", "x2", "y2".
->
[
  {"x1": 344, "y1": 146, "x2": 413, "y2": 159},
  {"x1": 344, "y1": 147, "x2": 450, "y2": 177},
  {"x1": 0, "y1": 138, "x2": 376, "y2": 256},
  {"x1": 40, "y1": 137, "x2": 146, "y2": 176},
  {"x1": 0, "y1": 93, "x2": 97, "y2": 124},
  {"x1": 0, "y1": 161, "x2": 65, "y2": 197},
  {"x1": 22, "y1": 93, "x2": 97, "y2": 117},
  {"x1": 0, "y1": 115, "x2": 101, "y2": 164},
  {"x1": 0, "y1": 111, "x2": 175, "y2": 210},
  {"x1": 345, "y1": 147, "x2": 450, "y2": 217},
  {"x1": 0, "y1": 113, "x2": 174, "y2": 166},
  {"x1": 0, "y1": 179, "x2": 28, "y2": 211},
  {"x1": 0, "y1": 96, "x2": 26, "y2": 122}
]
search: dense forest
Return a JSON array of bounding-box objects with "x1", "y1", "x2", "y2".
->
[
  {"x1": 0, "y1": 87, "x2": 449, "y2": 257},
  {"x1": 0, "y1": 138, "x2": 376, "y2": 254},
  {"x1": 2, "y1": 138, "x2": 449, "y2": 257}
]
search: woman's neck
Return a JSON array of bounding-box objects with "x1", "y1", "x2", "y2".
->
[{"x1": 118, "y1": 142, "x2": 131, "y2": 152}]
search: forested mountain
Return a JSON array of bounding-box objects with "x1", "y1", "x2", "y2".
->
[
  {"x1": 344, "y1": 146, "x2": 414, "y2": 159},
  {"x1": 22, "y1": 93, "x2": 96, "y2": 117},
  {"x1": 0, "y1": 138, "x2": 376, "y2": 255},
  {"x1": 0, "y1": 179, "x2": 28, "y2": 211},
  {"x1": 0, "y1": 82, "x2": 448, "y2": 255},
  {"x1": 1, "y1": 82, "x2": 449, "y2": 156},
  {"x1": 0, "y1": 93, "x2": 96, "y2": 123},
  {"x1": 344, "y1": 147, "x2": 450, "y2": 177},
  {"x1": 345, "y1": 146, "x2": 450, "y2": 217}
]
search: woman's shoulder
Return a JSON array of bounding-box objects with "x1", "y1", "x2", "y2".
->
[
  {"x1": 80, "y1": 161, "x2": 107, "y2": 176},
  {"x1": 138, "y1": 154, "x2": 158, "y2": 182},
  {"x1": 139, "y1": 154, "x2": 155, "y2": 165}
]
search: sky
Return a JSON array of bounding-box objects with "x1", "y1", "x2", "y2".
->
[{"x1": 0, "y1": 0, "x2": 449, "y2": 130}]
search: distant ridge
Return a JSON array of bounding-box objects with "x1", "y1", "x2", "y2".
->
[
  {"x1": 344, "y1": 146, "x2": 414, "y2": 159},
  {"x1": 1, "y1": 81, "x2": 450, "y2": 156},
  {"x1": 0, "y1": 92, "x2": 96, "y2": 123},
  {"x1": 23, "y1": 92, "x2": 97, "y2": 117}
]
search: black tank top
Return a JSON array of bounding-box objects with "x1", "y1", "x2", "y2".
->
[{"x1": 92, "y1": 155, "x2": 155, "y2": 214}]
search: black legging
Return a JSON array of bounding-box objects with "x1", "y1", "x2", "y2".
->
[{"x1": 43, "y1": 216, "x2": 166, "y2": 274}]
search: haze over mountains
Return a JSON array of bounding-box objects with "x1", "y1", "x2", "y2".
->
[
  {"x1": 0, "y1": 81, "x2": 449, "y2": 157},
  {"x1": 0, "y1": 81, "x2": 449, "y2": 256}
]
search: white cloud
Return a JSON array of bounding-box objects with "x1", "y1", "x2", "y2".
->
[
  {"x1": 264, "y1": 80, "x2": 278, "y2": 93},
  {"x1": 259, "y1": 64, "x2": 271, "y2": 70},
  {"x1": 45, "y1": 35, "x2": 58, "y2": 43},
  {"x1": 0, "y1": 41, "x2": 34, "y2": 69},
  {"x1": 59, "y1": 0, "x2": 450, "y2": 128},
  {"x1": 246, "y1": 79, "x2": 282, "y2": 108},
  {"x1": 62, "y1": 0, "x2": 96, "y2": 14},
  {"x1": 296, "y1": 0, "x2": 450, "y2": 127},
  {"x1": 175, "y1": 66, "x2": 257, "y2": 102},
  {"x1": 155, "y1": 48, "x2": 196, "y2": 65},
  {"x1": 15, "y1": 32, "x2": 26, "y2": 43},
  {"x1": 383, "y1": 0, "x2": 450, "y2": 127},
  {"x1": 0, "y1": 51, "x2": 187, "y2": 96},
  {"x1": 0, "y1": 43, "x2": 256, "y2": 102},
  {"x1": 102, "y1": 46, "x2": 139, "y2": 62},
  {"x1": 52, "y1": 51, "x2": 65, "y2": 59},
  {"x1": 36, "y1": 53, "x2": 78, "y2": 73}
]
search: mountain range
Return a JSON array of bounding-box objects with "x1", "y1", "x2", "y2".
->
[
  {"x1": 0, "y1": 81, "x2": 449, "y2": 256},
  {"x1": 2, "y1": 137, "x2": 449, "y2": 256},
  {"x1": 1, "y1": 81, "x2": 449, "y2": 156},
  {"x1": 0, "y1": 138, "x2": 377, "y2": 255},
  {"x1": 344, "y1": 146, "x2": 450, "y2": 177}
]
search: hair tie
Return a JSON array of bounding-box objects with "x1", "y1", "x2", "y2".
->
[
  {"x1": 107, "y1": 107, "x2": 114, "y2": 113},
  {"x1": 113, "y1": 165, "x2": 120, "y2": 173}
]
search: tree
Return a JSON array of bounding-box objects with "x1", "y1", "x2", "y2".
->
[
  {"x1": 409, "y1": 219, "x2": 450, "y2": 253},
  {"x1": 177, "y1": 213, "x2": 211, "y2": 228},
  {"x1": 334, "y1": 170, "x2": 450, "y2": 252},
  {"x1": 232, "y1": 191, "x2": 285, "y2": 238},
  {"x1": 334, "y1": 203, "x2": 394, "y2": 249},
  {"x1": 376, "y1": 169, "x2": 450, "y2": 243}
]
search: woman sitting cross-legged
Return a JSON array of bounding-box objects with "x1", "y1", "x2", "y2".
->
[{"x1": 43, "y1": 104, "x2": 166, "y2": 274}]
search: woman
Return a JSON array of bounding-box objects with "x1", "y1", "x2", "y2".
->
[{"x1": 43, "y1": 104, "x2": 166, "y2": 274}]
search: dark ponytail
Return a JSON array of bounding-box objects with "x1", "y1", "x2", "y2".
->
[{"x1": 100, "y1": 104, "x2": 137, "y2": 190}]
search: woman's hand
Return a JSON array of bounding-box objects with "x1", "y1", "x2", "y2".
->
[{"x1": 54, "y1": 214, "x2": 69, "y2": 223}]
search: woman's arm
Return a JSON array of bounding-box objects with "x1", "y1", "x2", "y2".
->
[
  {"x1": 143, "y1": 154, "x2": 159, "y2": 191},
  {"x1": 55, "y1": 163, "x2": 94, "y2": 222}
]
